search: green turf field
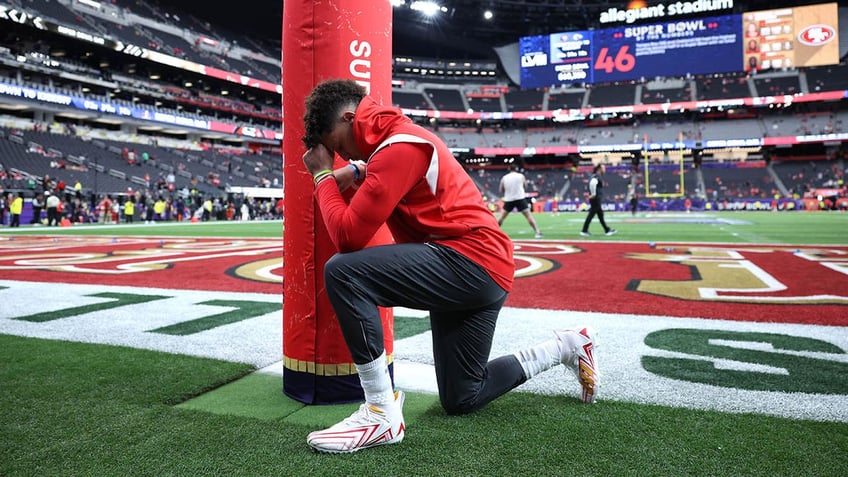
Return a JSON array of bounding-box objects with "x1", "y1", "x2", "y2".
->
[
  {"x1": 1, "y1": 334, "x2": 845, "y2": 476},
  {"x1": 1, "y1": 211, "x2": 847, "y2": 476},
  {"x1": 3, "y1": 210, "x2": 847, "y2": 243}
]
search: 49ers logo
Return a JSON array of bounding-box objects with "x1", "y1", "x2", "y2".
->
[
  {"x1": 506, "y1": 241, "x2": 848, "y2": 324},
  {"x1": 626, "y1": 246, "x2": 848, "y2": 305},
  {"x1": 797, "y1": 24, "x2": 836, "y2": 46},
  {"x1": 514, "y1": 242, "x2": 581, "y2": 278}
]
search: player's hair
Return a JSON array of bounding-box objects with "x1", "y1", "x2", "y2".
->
[
  {"x1": 593, "y1": 164, "x2": 604, "y2": 173},
  {"x1": 302, "y1": 79, "x2": 366, "y2": 149}
]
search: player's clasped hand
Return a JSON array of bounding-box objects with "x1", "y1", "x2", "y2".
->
[{"x1": 302, "y1": 143, "x2": 334, "y2": 176}]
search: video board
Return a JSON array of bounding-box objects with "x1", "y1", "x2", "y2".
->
[
  {"x1": 519, "y1": 30, "x2": 594, "y2": 87},
  {"x1": 519, "y1": 2, "x2": 839, "y2": 88},
  {"x1": 742, "y1": 3, "x2": 840, "y2": 72}
]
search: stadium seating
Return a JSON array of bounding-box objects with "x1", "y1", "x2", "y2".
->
[
  {"x1": 700, "y1": 162, "x2": 778, "y2": 200},
  {"x1": 466, "y1": 95, "x2": 502, "y2": 113},
  {"x1": 698, "y1": 119, "x2": 765, "y2": 141},
  {"x1": 392, "y1": 90, "x2": 431, "y2": 110},
  {"x1": 424, "y1": 87, "x2": 466, "y2": 111},
  {"x1": 1, "y1": 0, "x2": 845, "y2": 211},
  {"x1": 695, "y1": 73, "x2": 751, "y2": 100},
  {"x1": 524, "y1": 127, "x2": 580, "y2": 147},
  {"x1": 806, "y1": 63, "x2": 848, "y2": 93},
  {"x1": 586, "y1": 83, "x2": 637, "y2": 107},
  {"x1": 436, "y1": 127, "x2": 492, "y2": 148},
  {"x1": 641, "y1": 79, "x2": 693, "y2": 104},
  {"x1": 753, "y1": 75, "x2": 801, "y2": 96},
  {"x1": 0, "y1": 124, "x2": 278, "y2": 198},
  {"x1": 504, "y1": 88, "x2": 544, "y2": 112},
  {"x1": 547, "y1": 91, "x2": 585, "y2": 110},
  {"x1": 771, "y1": 159, "x2": 845, "y2": 197}
]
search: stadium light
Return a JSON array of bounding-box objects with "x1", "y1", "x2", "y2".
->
[
  {"x1": 410, "y1": 1, "x2": 445, "y2": 16},
  {"x1": 483, "y1": 10, "x2": 493, "y2": 20}
]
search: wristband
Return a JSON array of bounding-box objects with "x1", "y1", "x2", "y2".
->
[
  {"x1": 314, "y1": 173, "x2": 334, "y2": 187},
  {"x1": 347, "y1": 163, "x2": 360, "y2": 181},
  {"x1": 312, "y1": 169, "x2": 333, "y2": 184}
]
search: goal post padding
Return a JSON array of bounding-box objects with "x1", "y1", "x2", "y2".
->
[{"x1": 281, "y1": 0, "x2": 395, "y2": 404}]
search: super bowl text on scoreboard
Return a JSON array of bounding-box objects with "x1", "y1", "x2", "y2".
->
[{"x1": 518, "y1": 2, "x2": 839, "y2": 89}]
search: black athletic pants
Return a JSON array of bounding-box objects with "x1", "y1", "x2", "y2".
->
[
  {"x1": 324, "y1": 242, "x2": 526, "y2": 415},
  {"x1": 582, "y1": 198, "x2": 610, "y2": 233},
  {"x1": 46, "y1": 207, "x2": 58, "y2": 226}
]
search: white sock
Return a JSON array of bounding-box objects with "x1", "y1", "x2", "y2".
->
[
  {"x1": 513, "y1": 339, "x2": 561, "y2": 379},
  {"x1": 355, "y1": 351, "x2": 395, "y2": 407}
]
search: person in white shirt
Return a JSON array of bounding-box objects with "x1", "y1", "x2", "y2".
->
[
  {"x1": 498, "y1": 164, "x2": 542, "y2": 238},
  {"x1": 45, "y1": 192, "x2": 61, "y2": 226}
]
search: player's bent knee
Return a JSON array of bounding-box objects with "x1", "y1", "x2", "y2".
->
[
  {"x1": 323, "y1": 253, "x2": 354, "y2": 286},
  {"x1": 441, "y1": 395, "x2": 482, "y2": 415}
]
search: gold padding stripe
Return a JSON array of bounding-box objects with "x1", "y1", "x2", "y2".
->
[{"x1": 282, "y1": 354, "x2": 394, "y2": 376}]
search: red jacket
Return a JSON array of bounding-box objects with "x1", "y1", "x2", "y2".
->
[{"x1": 314, "y1": 97, "x2": 514, "y2": 291}]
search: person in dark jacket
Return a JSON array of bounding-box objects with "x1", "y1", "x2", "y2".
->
[{"x1": 581, "y1": 164, "x2": 617, "y2": 236}]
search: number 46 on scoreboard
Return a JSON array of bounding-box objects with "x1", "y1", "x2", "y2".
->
[{"x1": 594, "y1": 45, "x2": 636, "y2": 73}]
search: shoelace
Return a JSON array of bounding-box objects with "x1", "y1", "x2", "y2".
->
[
  {"x1": 339, "y1": 404, "x2": 388, "y2": 427},
  {"x1": 568, "y1": 345, "x2": 582, "y2": 370}
]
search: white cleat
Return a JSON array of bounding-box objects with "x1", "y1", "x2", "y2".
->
[
  {"x1": 307, "y1": 390, "x2": 405, "y2": 454},
  {"x1": 555, "y1": 328, "x2": 600, "y2": 404}
]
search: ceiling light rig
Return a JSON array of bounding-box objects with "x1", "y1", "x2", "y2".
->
[{"x1": 409, "y1": 1, "x2": 447, "y2": 17}]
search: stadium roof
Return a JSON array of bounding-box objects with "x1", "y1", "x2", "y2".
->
[{"x1": 172, "y1": 0, "x2": 832, "y2": 61}]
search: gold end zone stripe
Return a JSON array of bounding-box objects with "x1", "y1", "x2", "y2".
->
[{"x1": 283, "y1": 354, "x2": 395, "y2": 376}]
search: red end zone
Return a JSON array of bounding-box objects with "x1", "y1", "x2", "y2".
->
[
  {"x1": 0, "y1": 236, "x2": 283, "y2": 294},
  {"x1": 1, "y1": 236, "x2": 845, "y2": 326},
  {"x1": 511, "y1": 241, "x2": 848, "y2": 326}
]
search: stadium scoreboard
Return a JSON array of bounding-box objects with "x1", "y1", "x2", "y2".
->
[{"x1": 519, "y1": 2, "x2": 839, "y2": 89}]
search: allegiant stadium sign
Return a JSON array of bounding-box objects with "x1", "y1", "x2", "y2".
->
[{"x1": 600, "y1": 0, "x2": 734, "y2": 25}]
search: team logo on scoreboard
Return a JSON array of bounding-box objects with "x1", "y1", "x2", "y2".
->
[{"x1": 797, "y1": 24, "x2": 836, "y2": 46}]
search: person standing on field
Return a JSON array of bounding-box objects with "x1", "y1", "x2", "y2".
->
[
  {"x1": 30, "y1": 193, "x2": 43, "y2": 224},
  {"x1": 581, "y1": 164, "x2": 616, "y2": 237},
  {"x1": 9, "y1": 193, "x2": 22, "y2": 227},
  {"x1": 498, "y1": 164, "x2": 543, "y2": 238},
  {"x1": 299, "y1": 79, "x2": 599, "y2": 454},
  {"x1": 45, "y1": 191, "x2": 61, "y2": 226},
  {"x1": 123, "y1": 198, "x2": 135, "y2": 223}
]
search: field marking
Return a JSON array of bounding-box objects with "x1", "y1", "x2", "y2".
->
[{"x1": 1, "y1": 279, "x2": 846, "y2": 423}]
